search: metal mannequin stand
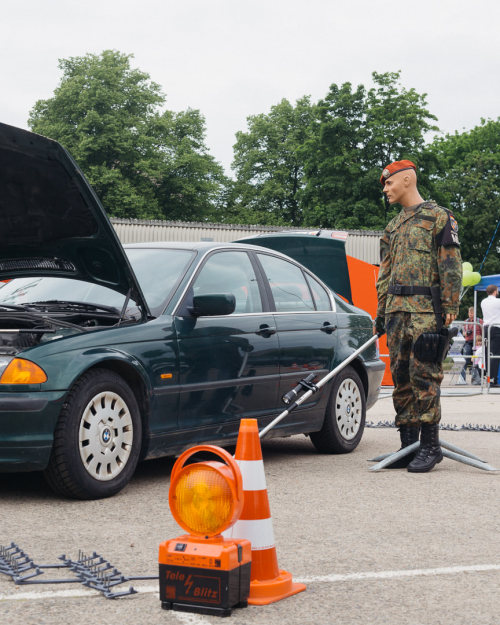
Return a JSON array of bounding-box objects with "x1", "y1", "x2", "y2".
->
[{"x1": 369, "y1": 439, "x2": 499, "y2": 472}]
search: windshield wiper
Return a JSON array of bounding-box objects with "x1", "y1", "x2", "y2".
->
[
  {"x1": 27, "y1": 300, "x2": 121, "y2": 315},
  {"x1": 0, "y1": 303, "x2": 31, "y2": 311},
  {"x1": 0, "y1": 311, "x2": 86, "y2": 332}
]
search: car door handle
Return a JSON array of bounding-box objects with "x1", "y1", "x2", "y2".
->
[
  {"x1": 256, "y1": 324, "x2": 276, "y2": 337},
  {"x1": 320, "y1": 322, "x2": 337, "y2": 334}
]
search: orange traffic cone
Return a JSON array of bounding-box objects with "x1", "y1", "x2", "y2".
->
[{"x1": 223, "y1": 418, "x2": 306, "y2": 605}]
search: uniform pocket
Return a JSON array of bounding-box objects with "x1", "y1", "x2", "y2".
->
[{"x1": 408, "y1": 221, "x2": 433, "y2": 253}]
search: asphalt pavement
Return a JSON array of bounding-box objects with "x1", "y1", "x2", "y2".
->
[{"x1": 1, "y1": 389, "x2": 499, "y2": 625}]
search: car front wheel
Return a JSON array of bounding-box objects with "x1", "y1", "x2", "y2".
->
[
  {"x1": 310, "y1": 365, "x2": 366, "y2": 453},
  {"x1": 44, "y1": 369, "x2": 142, "y2": 499}
]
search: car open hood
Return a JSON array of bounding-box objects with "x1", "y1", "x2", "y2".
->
[{"x1": 0, "y1": 123, "x2": 150, "y2": 316}]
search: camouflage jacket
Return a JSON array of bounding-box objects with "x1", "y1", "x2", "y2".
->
[{"x1": 376, "y1": 201, "x2": 462, "y2": 317}]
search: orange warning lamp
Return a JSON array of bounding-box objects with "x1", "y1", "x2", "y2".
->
[
  {"x1": 159, "y1": 445, "x2": 252, "y2": 617},
  {"x1": 169, "y1": 445, "x2": 243, "y2": 537}
]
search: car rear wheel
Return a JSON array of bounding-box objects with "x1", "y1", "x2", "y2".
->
[
  {"x1": 310, "y1": 365, "x2": 366, "y2": 453},
  {"x1": 44, "y1": 369, "x2": 142, "y2": 499}
]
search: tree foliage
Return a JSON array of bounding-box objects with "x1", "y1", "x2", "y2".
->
[
  {"x1": 429, "y1": 119, "x2": 500, "y2": 277},
  {"x1": 301, "y1": 71, "x2": 438, "y2": 229},
  {"x1": 29, "y1": 50, "x2": 226, "y2": 220},
  {"x1": 229, "y1": 97, "x2": 315, "y2": 225},
  {"x1": 228, "y1": 72, "x2": 438, "y2": 229},
  {"x1": 27, "y1": 53, "x2": 500, "y2": 281}
]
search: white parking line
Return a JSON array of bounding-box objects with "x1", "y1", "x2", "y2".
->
[
  {"x1": 296, "y1": 563, "x2": 500, "y2": 583},
  {"x1": 0, "y1": 587, "x2": 103, "y2": 601},
  {"x1": 174, "y1": 613, "x2": 214, "y2": 625},
  {"x1": 1, "y1": 563, "x2": 499, "y2": 605}
]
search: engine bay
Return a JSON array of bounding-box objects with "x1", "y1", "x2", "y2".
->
[{"x1": 0, "y1": 309, "x2": 129, "y2": 355}]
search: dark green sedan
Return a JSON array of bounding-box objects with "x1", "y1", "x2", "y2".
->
[{"x1": 0, "y1": 123, "x2": 384, "y2": 499}]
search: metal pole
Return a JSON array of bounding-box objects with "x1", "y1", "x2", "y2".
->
[
  {"x1": 368, "y1": 442, "x2": 419, "y2": 471},
  {"x1": 259, "y1": 334, "x2": 379, "y2": 438},
  {"x1": 441, "y1": 440, "x2": 487, "y2": 463},
  {"x1": 487, "y1": 324, "x2": 492, "y2": 388},
  {"x1": 441, "y1": 449, "x2": 498, "y2": 472}
]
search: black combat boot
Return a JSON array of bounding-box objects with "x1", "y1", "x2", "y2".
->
[
  {"x1": 387, "y1": 424, "x2": 420, "y2": 469},
  {"x1": 407, "y1": 423, "x2": 443, "y2": 473}
]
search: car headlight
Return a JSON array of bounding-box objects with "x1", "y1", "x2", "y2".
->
[{"x1": 0, "y1": 358, "x2": 47, "y2": 384}]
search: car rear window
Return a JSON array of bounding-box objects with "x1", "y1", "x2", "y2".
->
[{"x1": 257, "y1": 253, "x2": 315, "y2": 312}]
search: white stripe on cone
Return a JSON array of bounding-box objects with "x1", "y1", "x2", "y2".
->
[
  {"x1": 235, "y1": 459, "x2": 267, "y2": 490},
  {"x1": 223, "y1": 518, "x2": 275, "y2": 550}
]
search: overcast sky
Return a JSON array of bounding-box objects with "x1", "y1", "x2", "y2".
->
[{"x1": 2, "y1": 0, "x2": 499, "y2": 173}]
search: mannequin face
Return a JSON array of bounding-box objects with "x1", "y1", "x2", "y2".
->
[{"x1": 383, "y1": 171, "x2": 409, "y2": 205}]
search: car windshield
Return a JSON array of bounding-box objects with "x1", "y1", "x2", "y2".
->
[
  {"x1": 126, "y1": 247, "x2": 195, "y2": 312},
  {"x1": 0, "y1": 248, "x2": 195, "y2": 317}
]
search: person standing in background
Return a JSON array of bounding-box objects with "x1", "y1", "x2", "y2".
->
[
  {"x1": 471, "y1": 335, "x2": 484, "y2": 385},
  {"x1": 480, "y1": 284, "x2": 500, "y2": 386},
  {"x1": 460, "y1": 306, "x2": 482, "y2": 382}
]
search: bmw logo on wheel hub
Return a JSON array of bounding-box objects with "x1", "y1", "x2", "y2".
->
[{"x1": 101, "y1": 427, "x2": 112, "y2": 445}]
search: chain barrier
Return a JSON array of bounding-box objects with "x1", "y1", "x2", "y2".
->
[
  {"x1": 0, "y1": 543, "x2": 158, "y2": 599},
  {"x1": 366, "y1": 420, "x2": 500, "y2": 432}
]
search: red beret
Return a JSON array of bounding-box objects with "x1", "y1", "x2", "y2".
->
[{"x1": 380, "y1": 160, "x2": 416, "y2": 185}]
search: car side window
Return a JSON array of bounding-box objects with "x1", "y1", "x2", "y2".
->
[
  {"x1": 257, "y1": 254, "x2": 314, "y2": 312},
  {"x1": 192, "y1": 251, "x2": 263, "y2": 313},
  {"x1": 305, "y1": 273, "x2": 332, "y2": 311}
]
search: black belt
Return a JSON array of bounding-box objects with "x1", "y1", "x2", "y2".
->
[
  {"x1": 387, "y1": 285, "x2": 443, "y2": 330},
  {"x1": 388, "y1": 285, "x2": 433, "y2": 296}
]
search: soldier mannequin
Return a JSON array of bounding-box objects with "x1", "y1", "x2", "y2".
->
[{"x1": 375, "y1": 160, "x2": 462, "y2": 472}]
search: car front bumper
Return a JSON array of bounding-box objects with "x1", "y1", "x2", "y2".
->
[{"x1": 0, "y1": 391, "x2": 65, "y2": 471}]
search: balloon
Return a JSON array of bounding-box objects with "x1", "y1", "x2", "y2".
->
[
  {"x1": 462, "y1": 270, "x2": 474, "y2": 286},
  {"x1": 462, "y1": 262, "x2": 473, "y2": 272},
  {"x1": 470, "y1": 272, "x2": 481, "y2": 286}
]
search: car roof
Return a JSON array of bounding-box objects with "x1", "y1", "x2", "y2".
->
[
  {"x1": 125, "y1": 240, "x2": 337, "y2": 294},
  {"x1": 124, "y1": 240, "x2": 296, "y2": 256}
]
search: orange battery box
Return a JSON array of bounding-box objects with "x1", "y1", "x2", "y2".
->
[{"x1": 159, "y1": 535, "x2": 252, "y2": 617}]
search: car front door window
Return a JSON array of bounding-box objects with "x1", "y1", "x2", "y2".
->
[{"x1": 193, "y1": 251, "x2": 263, "y2": 313}]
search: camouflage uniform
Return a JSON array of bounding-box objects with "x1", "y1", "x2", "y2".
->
[{"x1": 376, "y1": 201, "x2": 462, "y2": 425}]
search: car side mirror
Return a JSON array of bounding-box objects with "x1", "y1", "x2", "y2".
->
[{"x1": 190, "y1": 293, "x2": 236, "y2": 317}]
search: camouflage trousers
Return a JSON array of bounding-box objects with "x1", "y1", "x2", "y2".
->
[{"x1": 386, "y1": 312, "x2": 443, "y2": 426}]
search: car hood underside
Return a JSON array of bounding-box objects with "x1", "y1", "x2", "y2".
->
[{"x1": 0, "y1": 123, "x2": 149, "y2": 315}]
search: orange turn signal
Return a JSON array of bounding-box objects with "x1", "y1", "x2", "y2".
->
[{"x1": 0, "y1": 358, "x2": 47, "y2": 384}]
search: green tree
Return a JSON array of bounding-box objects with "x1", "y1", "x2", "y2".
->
[
  {"x1": 144, "y1": 108, "x2": 228, "y2": 221},
  {"x1": 302, "y1": 71, "x2": 438, "y2": 229},
  {"x1": 429, "y1": 119, "x2": 500, "y2": 278},
  {"x1": 29, "y1": 50, "x2": 225, "y2": 220},
  {"x1": 230, "y1": 97, "x2": 316, "y2": 225}
]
